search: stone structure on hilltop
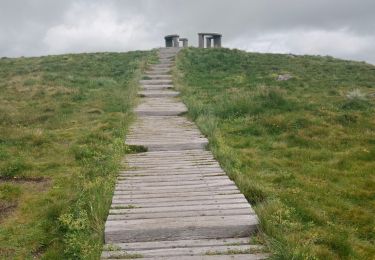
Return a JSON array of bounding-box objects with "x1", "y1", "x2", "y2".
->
[
  {"x1": 164, "y1": 35, "x2": 180, "y2": 47},
  {"x1": 198, "y1": 33, "x2": 222, "y2": 48},
  {"x1": 179, "y1": 38, "x2": 188, "y2": 47},
  {"x1": 164, "y1": 33, "x2": 222, "y2": 48}
]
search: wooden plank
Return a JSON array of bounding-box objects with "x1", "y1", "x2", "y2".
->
[
  {"x1": 140, "y1": 84, "x2": 173, "y2": 90},
  {"x1": 127, "y1": 157, "x2": 217, "y2": 163},
  {"x1": 115, "y1": 178, "x2": 234, "y2": 187},
  {"x1": 109, "y1": 203, "x2": 252, "y2": 215},
  {"x1": 111, "y1": 198, "x2": 248, "y2": 208},
  {"x1": 120, "y1": 167, "x2": 223, "y2": 173},
  {"x1": 118, "y1": 172, "x2": 226, "y2": 179},
  {"x1": 127, "y1": 160, "x2": 219, "y2": 166},
  {"x1": 107, "y1": 208, "x2": 254, "y2": 220},
  {"x1": 117, "y1": 175, "x2": 229, "y2": 183},
  {"x1": 138, "y1": 90, "x2": 180, "y2": 98},
  {"x1": 139, "y1": 79, "x2": 173, "y2": 85},
  {"x1": 103, "y1": 237, "x2": 251, "y2": 251},
  {"x1": 144, "y1": 75, "x2": 172, "y2": 79},
  {"x1": 102, "y1": 244, "x2": 263, "y2": 258},
  {"x1": 113, "y1": 190, "x2": 240, "y2": 199},
  {"x1": 145, "y1": 70, "x2": 170, "y2": 75},
  {"x1": 126, "y1": 149, "x2": 210, "y2": 154},
  {"x1": 112, "y1": 194, "x2": 245, "y2": 203},
  {"x1": 126, "y1": 158, "x2": 217, "y2": 164},
  {"x1": 102, "y1": 254, "x2": 268, "y2": 260},
  {"x1": 138, "y1": 142, "x2": 208, "y2": 151},
  {"x1": 105, "y1": 215, "x2": 258, "y2": 243},
  {"x1": 133, "y1": 102, "x2": 187, "y2": 111},
  {"x1": 134, "y1": 110, "x2": 187, "y2": 116},
  {"x1": 113, "y1": 186, "x2": 240, "y2": 196},
  {"x1": 124, "y1": 164, "x2": 221, "y2": 169},
  {"x1": 115, "y1": 182, "x2": 238, "y2": 191},
  {"x1": 145, "y1": 255, "x2": 269, "y2": 260}
]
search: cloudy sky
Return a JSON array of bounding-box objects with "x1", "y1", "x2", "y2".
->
[{"x1": 1, "y1": 0, "x2": 375, "y2": 64}]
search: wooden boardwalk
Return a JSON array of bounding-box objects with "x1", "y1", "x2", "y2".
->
[{"x1": 102, "y1": 48, "x2": 266, "y2": 259}]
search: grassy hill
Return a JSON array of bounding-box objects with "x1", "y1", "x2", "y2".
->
[
  {"x1": 0, "y1": 51, "x2": 155, "y2": 259},
  {"x1": 175, "y1": 48, "x2": 375, "y2": 259},
  {"x1": 1, "y1": 48, "x2": 374, "y2": 260}
]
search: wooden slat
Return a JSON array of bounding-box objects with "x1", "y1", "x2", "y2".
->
[
  {"x1": 103, "y1": 237, "x2": 251, "y2": 251},
  {"x1": 102, "y1": 244, "x2": 263, "y2": 258},
  {"x1": 105, "y1": 215, "x2": 258, "y2": 243},
  {"x1": 109, "y1": 203, "x2": 253, "y2": 215},
  {"x1": 138, "y1": 90, "x2": 179, "y2": 98},
  {"x1": 107, "y1": 208, "x2": 254, "y2": 220}
]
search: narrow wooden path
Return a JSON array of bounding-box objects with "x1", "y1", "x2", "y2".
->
[{"x1": 102, "y1": 48, "x2": 266, "y2": 259}]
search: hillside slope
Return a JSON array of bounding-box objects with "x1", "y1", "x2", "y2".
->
[
  {"x1": 175, "y1": 48, "x2": 375, "y2": 259},
  {"x1": 0, "y1": 51, "x2": 155, "y2": 259}
]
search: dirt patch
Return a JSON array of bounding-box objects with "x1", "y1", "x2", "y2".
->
[
  {"x1": 0, "y1": 247, "x2": 16, "y2": 259},
  {"x1": 0, "y1": 202, "x2": 17, "y2": 221},
  {"x1": 0, "y1": 177, "x2": 51, "y2": 222}
]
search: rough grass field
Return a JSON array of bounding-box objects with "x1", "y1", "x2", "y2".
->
[
  {"x1": 0, "y1": 51, "x2": 155, "y2": 259},
  {"x1": 175, "y1": 48, "x2": 375, "y2": 259}
]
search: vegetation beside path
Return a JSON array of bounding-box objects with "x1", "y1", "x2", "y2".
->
[
  {"x1": 175, "y1": 48, "x2": 375, "y2": 259},
  {"x1": 0, "y1": 51, "x2": 155, "y2": 259}
]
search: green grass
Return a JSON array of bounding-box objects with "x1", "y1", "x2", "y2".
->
[
  {"x1": 0, "y1": 51, "x2": 156, "y2": 259},
  {"x1": 175, "y1": 48, "x2": 375, "y2": 260}
]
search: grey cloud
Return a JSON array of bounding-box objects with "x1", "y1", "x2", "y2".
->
[{"x1": 0, "y1": 0, "x2": 374, "y2": 63}]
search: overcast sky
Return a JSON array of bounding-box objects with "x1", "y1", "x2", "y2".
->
[{"x1": 1, "y1": 0, "x2": 375, "y2": 64}]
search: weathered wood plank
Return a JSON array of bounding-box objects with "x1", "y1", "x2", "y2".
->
[
  {"x1": 115, "y1": 181, "x2": 238, "y2": 191},
  {"x1": 105, "y1": 215, "x2": 258, "y2": 243},
  {"x1": 138, "y1": 90, "x2": 179, "y2": 98},
  {"x1": 103, "y1": 255, "x2": 268, "y2": 260},
  {"x1": 116, "y1": 178, "x2": 234, "y2": 187},
  {"x1": 107, "y1": 208, "x2": 254, "y2": 220},
  {"x1": 118, "y1": 172, "x2": 226, "y2": 179},
  {"x1": 102, "y1": 244, "x2": 263, "y2": 258},
  {"x1": 103, "y1": 237, "x2": 251, "y2": 251},
  {"x1": 117, "y1": 176, "x2": 230, "y2": 184},
  {"x1": 113, "y1": 190, "x2": 240, "y2": 199},
  {"x1": 144, "y1": 255, "x2": 269, "y2": 260},
  {"x1": 112, "y1": 194, "x2": 244, "y2": 204},
  {"x1": 144, "y1": 75, "x2": 172, "y2": 80},
  {"x1": 109, "y1": 203, "x2": 253, "y2": 215},
  {"x1": 139, "y1": 79, "x2": 173, "y2": 85},
  {"x1": 111, "y1": 198, "x2": 248, "y2": 208},
  {"x1": 113, "y1": 186, "x2": 240, "y2": 196}
]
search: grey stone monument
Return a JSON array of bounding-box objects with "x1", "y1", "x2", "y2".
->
[
  {"x1": 165, "y1": 34, "x2": 180, "y2": 47},
  {"x1": 179, "y1": 38, "x2": 188, "y2": 47},
  {"x1": 198, "y1": 33, "x2": 222, "y2": 48}
]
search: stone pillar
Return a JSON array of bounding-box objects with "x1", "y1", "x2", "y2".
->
[
  {"x1": 206, "y1": 37, "x2": 213, "y2": 48},
  {"x1": 179, "y1": 38, "x2": 188, "y2": 48},
  {"x1": 165, "y1": 38, "x2": 173, "y2": 47},
  {"x1": 213, "y1": 35, "x2": 222, "y2": 48},
  {"x1": 183, "y1": 39, "x2": 188, "y2": 47},
  {"x1": 165, "y1": 35, "x2": 180, "y2": 48},
  {"x1": 173, "y1": 36, "x2": 179, "y2": 47},
  {"x1": 198, "y1": 33, "x2": 205, "y2": 48}
]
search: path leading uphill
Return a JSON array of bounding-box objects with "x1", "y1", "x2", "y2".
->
[{"x1": 101, "y1": 48, "x2": 267, "y2": 259}]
